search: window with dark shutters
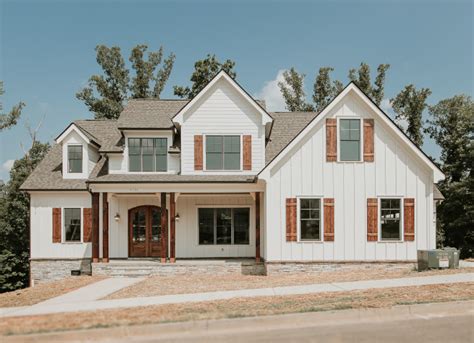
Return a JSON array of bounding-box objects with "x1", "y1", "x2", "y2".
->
[
  {"x1": 286, "y1": 198, "x2": 297, "y2": 241},
  {"x1": 323, "y1": 198, "x2": 335, "y2": 241},
  {"x1": 243, "y1": 135, "x2": 252, "y2": 170},
  {"x1": 194, "y1": 135, "x2": 203, "y2": 170},
  {"x1": 404, "y1": 198, "x2": 415, "y2": 241},
  {"x1": 83, "y1": 208, "x2": 92, "y2": 242},
  {"x1": 326, "y1": 118, "x2": 337, "y2": 162},
  {"x1": 52, "y1": 208, "x2": 61, "y2": 243},
  {"x1": 367, "y1": 198, "x2": 378, "y2": 241},
  {"x1": 363, "y1": 119, "x2": 374, "y2": 162}
]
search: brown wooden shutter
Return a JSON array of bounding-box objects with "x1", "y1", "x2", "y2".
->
[
  {"x1": 83, "y1": 208, "x2": 92, "y2": 242},
  {"x1": 243, "y1": 135, "x2": 252, "y2": 170},
  {"x1": 367, "y1": 198, "x2": 378, "y2": 241},
  {"x1": 52, "y1": 208, "x2": 61, "y2": 243},
  {"x1": 323, "y1": 198, "x2": 335, "y2": 241},
  {"x1": 286, "y1": 198, "x2": 297, "y2": 241},
  {"x1": 326, "y1": 118, "x2": 337, "y2": 162},
  {"x1": 363, "y1": 119, "x2": 374, "y2": 162},
  {"x1": 404, "y1": 198, "x2": 415, "y2": 241},
  {"x1": 194, "y1": 135, "x2": 203, "y2": 170}
]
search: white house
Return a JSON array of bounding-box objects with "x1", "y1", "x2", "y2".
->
[{"x1": 21, "y1": 71, "x2": 444, "y2": 283}]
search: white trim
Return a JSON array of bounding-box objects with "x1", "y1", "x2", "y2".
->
[
  {"x1": 62, "y1": 207, "x2": 83, "y2": 244},
  {"x1": 337, "y1": 117, "x2": 363, "y2": 163},
  {"x1": 56, "y1": 124, "x2": 92, "y2": 145},
  {"x1": 296, "y1": 196, "x2": 324, "y2": 243},
  {"x1": 378, "y1": 196, "x2": 404, "y2": 243},
  {"x1": 66, "y1": 144, "x2": 84, "y2": 174},
  {"x1": 173, "y1": 71, "x2": 273, "y2": 127},
  {"x1": 259, "y1": 83, "x2": 444, "y2": 182},
  {"x1": 203, "y1": 134, "x2": 243, "y2": 172}
]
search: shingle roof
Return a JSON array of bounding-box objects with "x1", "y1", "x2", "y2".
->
[
  {"x1": 265, "y1": 112, "x2": 319, "y2": 164},
  {"x1": 434, "y1": 185, "x2": 445, "y2": 200},
  {"x1": 117, "y1": 99, "x2": 188, "y2": 129},
  {"x1": 74, "y1": 120, "x2": 123, "y2": 152}
]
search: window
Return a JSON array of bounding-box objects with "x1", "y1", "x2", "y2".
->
[
  {"x1": 299, "y1": 198, "x2": 321, "y2": 241},
  {"x1": 198, "y1": 208, "x2": 250, "y2": 245},
  {"x1": 205, "y1": 135, "x2": 240, "y2": 170},
  {"x1": 380, "y1": 198, "x2": 401, "y2": 240},
  {"x1": 68, "y1": 145, "x2": 83, "y2": 173},
  {"x1": 64, "y1": 208, "x2": 81, "y2": 242},
  {"x1": 128, "y1": 138, "x2": 168, "y2": 172},
  {"x1": 339, "y1": 119, "x2": 361, "y2": 161}
]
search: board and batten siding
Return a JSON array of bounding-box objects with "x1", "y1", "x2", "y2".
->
[
  {"x1": 30, "y1": 192, "x2": 92, "y2": 259},
  {"x1": 180, "y1": 79, "x2": 265, "y2": 175},
  {"x1": 263, "y1": 92, "x2": 435, "y2": 262}
]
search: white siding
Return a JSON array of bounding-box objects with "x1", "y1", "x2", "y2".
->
[
  {"x1": 61, "y1": 131, "x2": 98, "y2": 179},
  {"x1": 263, "y1": 92, "x2": 435, "y2": 262},
  {"x1": 30, "y1": 192, "x2": 92, "y2": 258},
  {"x1": 180, "y1": 79, "x2": 265, "y2": 175}
]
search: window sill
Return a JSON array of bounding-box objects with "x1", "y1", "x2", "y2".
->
[
  {"x1": 378, "y1": 240, "x2": 405, "y2": 243},
  {"x1": 61, "y1": 242, "x2": 85, "y2": 244},
  {"x1": 297, "y1": 240, "x2": 324, "y2": 243}
]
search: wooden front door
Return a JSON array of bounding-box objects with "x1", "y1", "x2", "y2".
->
[{"x1": 129, "y1": 206, "x2": 164, "y2": 257}]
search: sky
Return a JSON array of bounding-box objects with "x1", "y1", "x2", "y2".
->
[{"x1": 0, "y1": 0, "x2": 472, "y2": 181}]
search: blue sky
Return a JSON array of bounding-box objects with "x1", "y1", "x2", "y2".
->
[{"x1": 0, "y1": 0, "x2": 472, "y2": 180}]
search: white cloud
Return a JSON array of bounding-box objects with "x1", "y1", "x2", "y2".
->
[
  {"x1": 2, "y1": 160, "x2": 15, "y2": 172},
  {"x1": 255, "y1": 70, "x2": 288, "y2": 112}
]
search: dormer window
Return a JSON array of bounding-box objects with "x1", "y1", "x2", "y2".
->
[
  {"x1": 205, "y1": 135, "x2": 240, "y2": 170},
  {"x1": 67, "y1": 145, "x2": 83, "y2": 173},
  {"x1": 339, "y1": 119, "x2": 361, "y2": 161},
  {"x1": 128, "y1": 138, "x2": 168, "y2": 172}
]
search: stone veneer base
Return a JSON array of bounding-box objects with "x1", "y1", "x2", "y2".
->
[{"x1": 30, "y1": 259, "x2": 92, "y2": 285}]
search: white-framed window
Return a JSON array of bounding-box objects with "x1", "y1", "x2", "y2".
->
[
  {"x1": 297, "y1": 197, "x2": 323, "y2": 241},
  {"x1": 338, "y1": 118, "x2": 363, "y2": 162},
  {"x1": 198, "y1": 207, "x2": 250, "y2": 245},
  {"x1": 63, "y1": 208, "x2": 82, "y2": 243},
  {"x1": 204, "y1": 135, "x2": 241, "y2": 171},
  {"x1": 67, "y1": 145, "x2": 83, "y2": 173},
  {"x1": 379, "y1": 198, "x2": 403, "y2": 241},
  {"x1": 128, "y1": 137, "x2": 168, "y2": 172}
]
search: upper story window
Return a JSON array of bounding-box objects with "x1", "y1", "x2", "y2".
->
[
  {"x1": 128, "y1": 138, "x2": 167, "y2": 172},
  {"x1": 67, "y1": 145, "x2": 83, "y2": 173},
  {"x1": 206, "y1": 135, "x2": 240, "y2": 170},
  {"x1": 339, "y1": 119, "x2": 361, "y2": 161},
  {"x1": 299, "y1": 198, "x2": 321, "y2": 241},
  {"x1": 64, "y1": 208, "x2": 81, "y2": 242},
  {"x1": 380, "y1": 198, "x2": 401, "y2": 241}
]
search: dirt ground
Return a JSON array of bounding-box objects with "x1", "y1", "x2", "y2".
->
[
  {"x1": 105, "y1": 267, "x2": 474, "y2": 299},
  {"x1": 2, "y1": 282, "x2": 473, "y2": 336},
  {"x1": 0, "y1": 276, "x2": 104, "y2": 308}
]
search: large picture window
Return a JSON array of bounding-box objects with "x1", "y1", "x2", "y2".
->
[
  {"x1": 299, "y1": 198, "x2": 321, "y2": 241},
  {"x1": 205, "y1": 135, "x2": 240, "y2": 170},
  {"x1": 67, "y1": 145, "x2": 83, "y2": 173},
  {"x1": 380, "y1": 198, "x2": 401, "y2": 240},
  {"x1": 64, "y1": 208, "x2": 81, "y2": 242},
  {"x1": 198, "y1": 207, "x2": 250, "y2": 245},
  {"x1": 128, "y1": 138, "x2": 167, "y2": 172},
  {"x1": 339, "y1": 119, "x2": 361, "y2": 161}
]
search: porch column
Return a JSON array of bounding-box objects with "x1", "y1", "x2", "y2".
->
[
  {"x1": 91, "y1": 192, "x2": 100, "y2": 263},
  {"x1": 102, "y1": 192, "x2": 109, "y2": 262},
  {"x1": 255, "y1": 192, "x2": 261, "y2": 262},
  {"x1": 161, "y1": 192, "x2": 168, "y2": 263},
  {"x1": 170, "y1": 192, "x2": 176, "y2": 263}
]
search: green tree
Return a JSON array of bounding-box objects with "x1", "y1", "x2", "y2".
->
[
  {"x1": 348, "y1": 62, "x2": 390, "y2": 105},
  {"x1": 0, "y1": 141, "x2": 50, "y2": 292},
  {"x1": 391, "y1": 85, "x2": 431, "y2": 147},
  {"x1": 0, "y1": 81, "x2": 25, "y2": 131},
  {"x1": 278, "y1": 68, "x2": 314, "y2": 112},
  {"x1": 312, "y1": 67, "x2": 344, "y2": 112},
  {"x1": 174, "y1": 54, "x2": 236, "y2": 99},
  {"x1": 426, "y1": 95, "x2": 474, "y2": 257},
  {"x1": 77, "y1": 44, "x2": 175, "y2": 119}
]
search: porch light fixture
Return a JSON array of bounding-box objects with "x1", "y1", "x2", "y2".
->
[
  {"x1": 114, "y1": 213, "x2": 120, "y2": 221},
  {"x1": 175, "y1": 213, "x2": 180, "y2": 222}
]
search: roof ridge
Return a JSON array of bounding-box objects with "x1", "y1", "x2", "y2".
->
[{"x1": 127, "y1": 98, "x2": 189, "y2": 102}]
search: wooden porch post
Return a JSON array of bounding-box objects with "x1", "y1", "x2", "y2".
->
[
  {"x1": 91, "y1": 192, "x2": 100, "y2": 263},
  {"x1": 170, "y1": 193, "x2": 176, "y2": 263},
  {"x1": 161, "y1": 192, "x2": 167, "y2": 263},
  {"x1": 255, "y1": 192, "x2": 261, "y2": 262},
  {"x1": 102, "y1": 192, "x2": 109, "y2": 262}
]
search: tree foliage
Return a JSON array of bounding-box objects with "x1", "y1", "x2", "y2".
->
[
  {"x1": 0, "y1": 141, "x2": 50, "y2": 292},
  {"x1": 278, "y1": 68, "x2": 314, "y2": 111},
  {"x1": 348, "y1": 62, "x2": 390, "y2": 105},
  {"x1": 0, "y1": 81, "x2": 25, "y2": 131},
  {"x1": 426, "y1": 95, "x2": 473, "y2": 258},
  {"x1": 391, "y1": 85, "x2": 432, "y2": 147},
  {"x1": 77, "y1": 44, "x2": 175, "y2": 119},
  {"x1": 174, "y1": 54, "x2": 235, "y2": 99},
  {"x1": 312, "y1": 67, "x2": 344, "y2": 112}
]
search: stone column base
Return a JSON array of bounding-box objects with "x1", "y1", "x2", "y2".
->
[{"x1": 30, "y1": 259, "x2": 92, "y2": 285}]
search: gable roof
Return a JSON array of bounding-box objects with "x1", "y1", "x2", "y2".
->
[
  {"x1": 259, "y1": 82, "x2": 444, "y2": 182},
  {"x1": 172, "y1": 70, "x2": 273, "y2": 128}
]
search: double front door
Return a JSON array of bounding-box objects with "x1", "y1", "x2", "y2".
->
[{"x1": 129, "y1": 205, "x2": 165, "y2": 257}]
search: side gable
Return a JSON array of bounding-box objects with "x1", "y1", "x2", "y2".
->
[{"x1": 259, "y1": 82, "x2": 444, "y2": 182}]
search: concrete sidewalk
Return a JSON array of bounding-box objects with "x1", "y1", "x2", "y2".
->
[{"x1": 1, "y1": 272, "x2": 473, "y2": 318}]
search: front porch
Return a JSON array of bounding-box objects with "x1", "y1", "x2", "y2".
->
[{"x1": 88, "y1": 183, "x2": 264, "y2": 266}]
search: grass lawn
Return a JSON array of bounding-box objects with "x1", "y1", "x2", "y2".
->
[
  {"x1": 0, "y1": 276, "x2": 104, "y2": 308},
  {"x1": 105, "y1": 267, "x2": 474, "y2": 299},
  {"x1": 1, "y1": 282, "x2": 473, "y2": 336}
]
